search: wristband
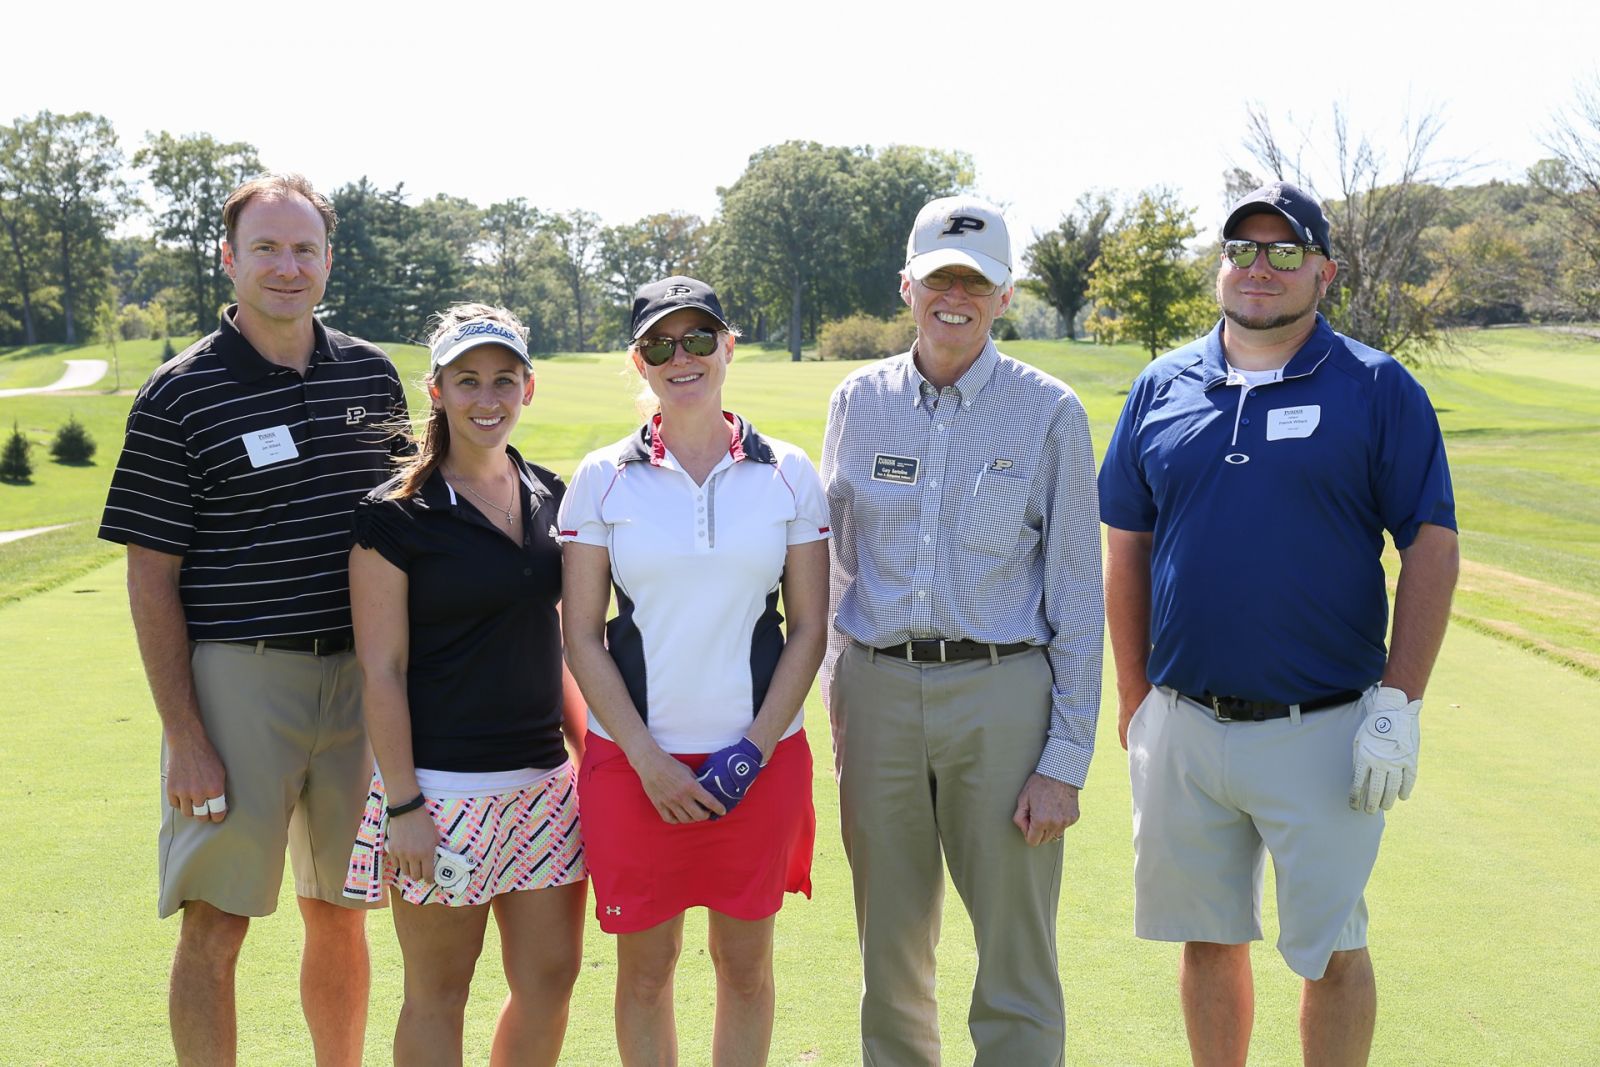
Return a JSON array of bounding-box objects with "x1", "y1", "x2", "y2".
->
[{"x1": 386, "y1": 792, "x2": 426, "y2": 817}]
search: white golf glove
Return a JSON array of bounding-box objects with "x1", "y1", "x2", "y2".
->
[{"x1": 1349, "y1": 686, "x2": 1421, "y2": 814}]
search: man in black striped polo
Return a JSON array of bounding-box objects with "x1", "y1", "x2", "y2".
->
[{"x1": 100, "y1": 173, "x2": 407, "y2": 1067}]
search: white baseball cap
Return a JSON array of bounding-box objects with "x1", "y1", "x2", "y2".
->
[
  {"x1": 904, "y1": 196, "x2": 1012, "y2": 287},
  {"x1": 429, "y1": 317, "x2": 532, "y2": 371}
]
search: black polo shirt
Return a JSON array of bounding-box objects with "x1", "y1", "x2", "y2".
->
[
  {"x1": 351, "y1": 449, "x2": 567, "y2": 772},
  {"x1": 100, "y1": 306, "x2": 408, "y2": 641}
]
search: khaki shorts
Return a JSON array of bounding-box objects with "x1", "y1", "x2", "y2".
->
[
  {"x1": 157, "y1": 641, "x2": 376, "y2": 918},
  {"x1": 1128, "y1": 686, "x2": 1384, "y2": 979}
]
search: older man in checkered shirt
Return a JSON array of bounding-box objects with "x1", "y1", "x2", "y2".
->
[{"x1": 821, "y1": 196, "x2": 1103, "y2": 1065}]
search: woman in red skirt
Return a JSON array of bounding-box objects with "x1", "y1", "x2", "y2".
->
[{"x1": 560, "y1": 277, "x2": 829, "y2": 1065}]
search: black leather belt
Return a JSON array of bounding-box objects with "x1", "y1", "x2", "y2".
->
[
  {"x1": 873, "y1": 640, "x2": 1034, "y2": 663},
  {"x1": 229, "y1": 631, "x2": 355, "y2": 656},
  {"x1": 1179, "y1": 690, "x2": 1362, "y2": 722}
]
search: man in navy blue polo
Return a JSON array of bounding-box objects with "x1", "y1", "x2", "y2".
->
[{"x1": 1099, "y1": 182, "x2": 1458, "y2": 1067}]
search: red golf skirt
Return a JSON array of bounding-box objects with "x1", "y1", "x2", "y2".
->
[{"x1": 579, "y1": 730, "x2": 815, "y2": 934}]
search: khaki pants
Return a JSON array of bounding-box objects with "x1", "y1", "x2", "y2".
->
[
  {"x1": 157, "y1": 641, "x2": 373, "y2": 918},
  {"x1": 831, "y1": 641, "x2": 1064, "y2": 1067}
]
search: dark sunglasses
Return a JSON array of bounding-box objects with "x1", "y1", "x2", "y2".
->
[
  {"x1": 920, "y1": 269, "x2": 999, "y2": 296},
  {"x1": 1223, "y1": 240, "x2": 1326, "y2": 272},
  {"x1": 634, "y1": 328, "x2": 722, "y2": 366}
]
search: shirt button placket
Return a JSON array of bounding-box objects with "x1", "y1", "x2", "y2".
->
[{"x1": 914, "y1": 407, "x2": 954, "y2": 634}]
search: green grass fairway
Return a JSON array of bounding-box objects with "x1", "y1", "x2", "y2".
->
[{"x1": 3, "y1": 327, "x2": 1599, "y2": 1063}]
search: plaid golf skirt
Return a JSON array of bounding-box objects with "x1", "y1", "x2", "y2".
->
[{"x1": 343, "y1": 763, "x2": 585, "y2": 907}]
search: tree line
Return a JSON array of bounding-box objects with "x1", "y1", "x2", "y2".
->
[{"x1": 6, "y1": 91, "x2": 1600, "y2": 363}]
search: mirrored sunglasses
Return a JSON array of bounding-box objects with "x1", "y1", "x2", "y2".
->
[
  {"x1": 635, "y1": 329, "x2": 722, "y2": 366},
  {"x1": 1223, "y1": 239, "x2": 1325, "y2": 272}
]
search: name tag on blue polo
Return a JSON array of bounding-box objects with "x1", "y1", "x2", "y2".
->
[
  {"x1": 242, "y1": 425, "x2": 299, "y2": 468},
  {"x1": 1266, "y1": 405, "x2": 1321, "y2": 441},
  {"x1": 871, "y1": 454, "x2": 919, "y2": 485}
]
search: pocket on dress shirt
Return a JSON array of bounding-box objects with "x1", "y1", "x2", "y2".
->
[{"x1": 958, "y1": 473, "x2": 1030, "y2": 557}]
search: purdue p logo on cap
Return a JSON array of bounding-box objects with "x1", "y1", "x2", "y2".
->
[
  {"x1": 906, "y1": 196, "x2": 1011, "y2": 287},
  {"x1": 941, "y1": 215, "x2": 986, "y2": 237}
]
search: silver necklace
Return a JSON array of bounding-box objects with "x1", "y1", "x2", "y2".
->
[{"x1": 445, "y1": 464, "x2": 516, "y2": 527}]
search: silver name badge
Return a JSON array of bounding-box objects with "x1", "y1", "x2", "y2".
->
[{"x1": 871, "y1": 454, "x2": 920, "y2": 485}]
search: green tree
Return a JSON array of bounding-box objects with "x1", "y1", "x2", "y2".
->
[
  {"x1": 50, "y1": 414, "x2": 95, "y2": 464},
  {"x1": 1538, "y1": 80, "x2": 1600, "y2": 315},
  {"x1": 322, "y1": 178, "x2": 411, "y2": 340},
  {"x1": 1086, "y1": 189, "x2": 1213, "y2": 359},
  {"x1": 1435, "y1": 213, "x2": 1536, "y2": 325},
  {"x1": 1023, "y1": 192, "x2": 1114, "y2": 338},
  {"x1": 598, "y1": 212, "x2": 707, "y2": 343},
  {"x1": 843, "y1": 146, "x2": 974, "y2": 320},
  {"x1": 406, "y1": 194, "x2": 481, "y2": 339},
  {"x1": 476, "y1": 198, "x2": 564, "y2": 353},
  {"x1": 542, "y1": 209, "x2": 603, "y2": 352},
  {"x1": 0, "y1": 119, "x2": 48, "y2": 344},
  {"x1": 712, "y1": 142, "x2": 973, "y2": 359},
  {"x1": 0, "y1": 420, "x2": 32, "y2": 483},
  {"x1": 135, "y1": 131, "x2": 261, "y2": 334},
  {"x1": 6, "y1": 111, "x2": 132, "y2": 343},
  {"x1": 1242, "y1": 104, "x2": 1462, "y2": 360},
  {"x1": 95, "y1": 288, "x2": 123, "y2": 392},
  {"x1": 712, "y1": 141, "x2": 858, "y2": 361}
]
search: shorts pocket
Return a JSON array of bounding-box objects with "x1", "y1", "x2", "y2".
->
[
  {"x1": 958, "y1": 474, "x2": 1030, "y2": 557},
  {"x1": 1127, "y1": 685, "x2": 1164, "y2": 747}
]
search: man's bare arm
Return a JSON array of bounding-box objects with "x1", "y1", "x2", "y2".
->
[
  {"x1": 127, "y1": 543, "x2": 225, "y2": 822},
  {"x1": 1105, "y1": 527, "x2": 1154, "y2": 750}
]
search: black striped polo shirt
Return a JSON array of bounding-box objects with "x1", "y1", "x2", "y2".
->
[{"x1": 99, "y1": 306, "x2": 409, "y2": 641}]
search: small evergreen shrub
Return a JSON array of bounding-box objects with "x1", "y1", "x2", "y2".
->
[
  {"x1": 51, "y1": 415, "x2": 97, "y2": 465},
  {"x1": 0, "y1": 421, "x2": 33, "y2": 484}
]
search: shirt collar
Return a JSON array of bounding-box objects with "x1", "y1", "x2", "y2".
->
[
  {"x1": 413, "y1": 444, "x2": 549, "y2": 516},
  {"x1": 213, "y1": 304, "x2": 335, "y2": 384},
  {"x1": 909, "y1": 338, "x2": 1000, "y2": 408},
  {"x1": 1199, "y1": 314, "x2": 1337, "y2": 390},
  {"x1": 618, "y1": 413, "x2": 776, "y2": 468}
]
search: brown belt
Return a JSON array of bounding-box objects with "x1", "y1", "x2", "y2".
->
[{"x1": 872, "y1": 639, "x2": 1034, "y2": 664}]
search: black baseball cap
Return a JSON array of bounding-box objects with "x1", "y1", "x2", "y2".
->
[
  {"x1": 1223, "y1": 182, "x2": 1332, "y2": 259},
  {"x1": 630, "y1": 276, "x2": 731, "y2": 342}
]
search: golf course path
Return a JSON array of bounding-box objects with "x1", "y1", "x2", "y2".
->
[
  {"x1": 0, "y1": 358, "x2": 109, "y2": 398},
  {"x1": 0, "y1": 523, "x2": 72, "y2": 545}
]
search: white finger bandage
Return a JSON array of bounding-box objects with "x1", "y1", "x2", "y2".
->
[
  {"x1": 206, "y1": 794, "x2": 228, "y2": 814},
  {"x1": 191, "y1": 803, "x2": 210, "y2": 817}
]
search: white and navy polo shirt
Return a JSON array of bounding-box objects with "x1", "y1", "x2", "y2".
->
[
  {"x1": 1098, "y1": 315, "x2": 1457, "y2": 704},
  {"x1": 557, "y1": 415, "x2": 830, "y2": 753}
]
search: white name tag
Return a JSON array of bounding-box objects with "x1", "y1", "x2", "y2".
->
[
  {"x1": 241, "y1": 425, "x2": 299, "y2": 468},
  {"x1": 1266, "y1": 405, "x2": 1321, "y2": 441}
]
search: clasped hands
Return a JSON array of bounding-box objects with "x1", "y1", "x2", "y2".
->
[{"x1": 638, "y1": 737, "x2": 764, "y2": 824}]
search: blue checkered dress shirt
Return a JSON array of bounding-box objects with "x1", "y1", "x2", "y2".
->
[{"x1": 821, "y1": 340, "x2": 1104, "y2": 787}]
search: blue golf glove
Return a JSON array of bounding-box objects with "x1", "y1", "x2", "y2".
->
[{"x1": 696, "y1": 737, "x2": 763, "y2": 818}]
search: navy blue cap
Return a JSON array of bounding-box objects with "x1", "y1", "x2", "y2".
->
[
  {"x1": 630, "y1": 276, "x2": 731, "y2": 342},
  {"x1": 1224, "y1": 182, "x2": 1332, "y2": 259}
]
